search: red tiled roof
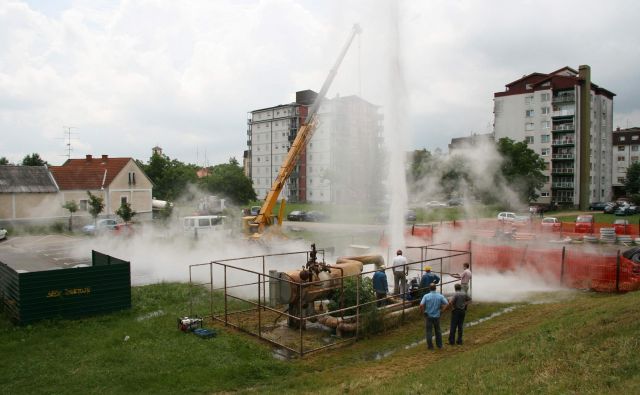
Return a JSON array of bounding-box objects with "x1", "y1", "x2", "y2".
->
[{"x1": 49, "y1": 155, "x2": 131, "y2": 190}]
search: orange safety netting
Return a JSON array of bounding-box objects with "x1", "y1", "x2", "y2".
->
[{"x1": 450, "y1": 241, "x2": 640, "y2": 293}]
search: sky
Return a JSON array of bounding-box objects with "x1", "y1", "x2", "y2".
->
[{"x1": 1, "y1": 0, "x2": 639, "y2": 166}]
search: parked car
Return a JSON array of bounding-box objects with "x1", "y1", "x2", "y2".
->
[
  {"x1": 250, "y1": 206, "x2": 261, "y2": 216},
  {"x1": 541, "y1": 217, "x2": 561, "y2": 232},
  {"x1": 589, "y1": 202, "x2": 608, "y2": 211},
  {"x1": 304, "y1": 210, "x2": 328, "y2": 222},
  {"x1": 82, "y1": 219, "x2": 118, "y2": 235},
  {"x1": 574, "y1": 215, "x2": 594, "y2": 233},
  {"x1": 513, "y1": 215, "x2": 532, "y2": 227},
  {"x1": 426, "y1": 201, "x2": 447, "y2": 208},
  {"x1": 447, "y1": 198, "x2": 463, "y2": 207},
  {"x1": 287, "y1": 211, "x2": 306, "y2": 221},
  {"x1": 615, "y1": 204, "x2": 633, "y2": 216},
  {"x1": 613, "y1": 219, "x2": 630, "y2": 235},
  {"x1": 604, "y1": 202, "x2": 618, "y2": 214},
  {"x1": 497, "y1": 212, "x2": 516, "y2": 222},
  {"x1": 0, "y1": 228, "x2": 7, "y2": 241},
  {"x1": 405, "y1": 209, "x2": 417, "y2": 222}
]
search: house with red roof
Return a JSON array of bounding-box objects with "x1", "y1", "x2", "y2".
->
[{"x1": 49, "y1": 155, "x2": 153, "y2": 220}]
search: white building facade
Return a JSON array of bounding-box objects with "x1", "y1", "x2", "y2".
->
[
  {"x1": 612, "y1": 127, "x2": 640, "y2": 197},
  {"x1": 493, "y1": 66, "x2": 615, "y2": 207},
  {"x1": 247, "y1": 91, "x2": 383, "y2": 204}
]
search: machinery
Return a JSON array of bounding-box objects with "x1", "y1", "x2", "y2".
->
[
  {"x1": 243, "y1": 24, "x2": 362, "y2": 238},
  {"x1": 270, "y1": 244, "x2": 384, "y2": 328}
]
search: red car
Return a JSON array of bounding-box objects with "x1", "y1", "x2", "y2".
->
[{"x1": 574, "y1": 215, "x2": 594, "y2": 234}]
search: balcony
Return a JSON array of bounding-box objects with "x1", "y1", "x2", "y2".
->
[
  {"x1": 552, "y1": 94, "x2": 575, "y2": 104},
  {"x1": 552, "y1": 124, "x2": 575, "y2": 132},
  {"x1": 552, "y1": 138, "x2": 575, "y2": 146},
  {"x1": 551, "y1": 167, "x2": 574, "y2": 174},
  {"x1": 552, "y1": 182, "x2": 575, "y2": 189},
  {"x1": 552, "y1": 109, "x2": 575, "y2": 118},
  {"x1": 552, "y1": 153, "x2": 574, "y2": 160},
  {"x1": 554, "y1": 195, "x2": 574, "y2": 203}
]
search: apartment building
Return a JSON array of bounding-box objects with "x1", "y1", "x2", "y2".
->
[
  {"x1": 247, "y1": 91, "x2": 383, "y2": 204},
  {"x1": 493, "y1": 65, "x2": 615, "y2": 208},
  {"x1": 612, "y1": 127, "x2": 640, "y2": 197},
  {"x1": 308, "y1": 95, "x2": 384, "y2": 204}
]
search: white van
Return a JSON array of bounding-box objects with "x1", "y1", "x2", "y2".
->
[{"x1": 182, "y1": 215, "x2": 229, "y2": 236}]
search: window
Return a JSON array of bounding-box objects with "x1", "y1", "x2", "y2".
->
[
  {"x1": 79, "y1": 199, "x2": 88, "y2": 211},
  {"x1": 540, "y1": 93, "x2": 550, "y2": 102},
  {"x1": 633, "y1": 157, "x2": 639, "y2": 163},
  {"x1": 633, "y1": 135, "x2": 639, "y2": 141},
  {"x1": 121, "y1": 196, "x2": 128, "y2": 205},
  {"x1": 128, "y1": 172, "x2": 136, "y2": 185},
  {"x1": 541, "y1": 148, "x2": 550, "y2": 156},
  {"x1": 633, "y1": 145, "x2": 639, "y2": 152},
  {"x1": 541, "y1": 134, "x2": 550, "y2": 143},
  {"x1": 541, "y1": 107, "x2": 550, "y2": 115},
  {"x1": 618, "y1": 146, "x2": 625, "y2": 151},
  {"x1": 525, "y1": 84, "x2": 533, "y2": 90},
  {"x1": 541, "y1": 192, "x2": 550, "y2": 197},
  {"x1": 618, "y1": 156, "x2": 625, "y2": 162},
  {"x1": 618, "y1": 177, "x2": 625, "y2": 183},
  {"x1": 541, "y1": 121, "x2": 550, "y2": 129},
  {"x1": 620, "y1": 136, "x2": 626, "y2": 141},
  {"x1": 526, "y1": 109, "x2": 535, "y2": 117},
  {"x1": 525, "y1": 123, "x2": 535, "y2": 131},
  {"x1": 525, "y1": 95, "x2": 534, "y2": 104},
  {"x1": 525, "y1": 136, "x2": 534, "y2": 144},
  {"x1": 618, "y1": 167, "x2": 627, "y2": 173}
]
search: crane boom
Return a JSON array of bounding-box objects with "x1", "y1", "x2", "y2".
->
[{"x1": 252, "y1": 24, "x2": 362, "y2": 231}]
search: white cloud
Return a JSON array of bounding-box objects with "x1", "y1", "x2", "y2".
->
[{"x1": 1, "y1": 0, "x2": 640, "y2": 166}]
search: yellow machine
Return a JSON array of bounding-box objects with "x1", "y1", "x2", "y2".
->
[{"x1": 244, "y1": 24, "x2": 362, "y2": 239}]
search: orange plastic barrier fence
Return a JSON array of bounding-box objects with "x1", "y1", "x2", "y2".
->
[{"x1": 450, "y1": 241, "x2": 640, "y2": 293}]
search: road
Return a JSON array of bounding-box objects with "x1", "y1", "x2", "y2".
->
[{"x1": 0, "y1": 234, "x2": 91, "y2": 272}]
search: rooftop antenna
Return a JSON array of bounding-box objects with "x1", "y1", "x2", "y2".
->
[{"x1": 57, "y1": 126, "x2": 78, "y2": 160}]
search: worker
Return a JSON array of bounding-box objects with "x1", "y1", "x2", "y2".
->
[
  {"x1": 372, "y1": 264, "x2": 389, "y2": 307},
  {"x1": 420, "y1": 265, "x2": 440, "y2": 296},
  {"x1": 392, "y1": 249, "x2": 408, "y2": 297},
  {"x1": 448, "y1": 283, "x2": 472, "y2": 345},
  {"x1": 452, "y1": 263, "x2": 472, "y2": 295},
  {"x1": 419, "y1": 283, "x2": 449, "y2": 350}
]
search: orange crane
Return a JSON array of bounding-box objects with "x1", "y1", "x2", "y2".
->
[{"x1": 244, "y1": 24, "x2": 362, "y2": 237}]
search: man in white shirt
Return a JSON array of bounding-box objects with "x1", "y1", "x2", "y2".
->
[
  {"x1": 453, "y1": 263, "x2": 472, "y2": 295},
  {"x1": 392, "y1": 249, "x2": 408, "y2": 296}
]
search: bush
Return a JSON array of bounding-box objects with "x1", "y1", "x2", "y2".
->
[{"x1": 327, "y1": 276, "x2": 376, "y2": 316}]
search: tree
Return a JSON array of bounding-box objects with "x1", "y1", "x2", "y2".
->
[
  {"x1": 199, "y1": 158, "x2": 257, "y2": 205},
  {"x1": 496, "y1": 137, "x2": 546, "y2": 202},
  {"x1": 138, "y1": 152, "x2": 198, "y2": 201},
  {"x1": 0, "y1": 157, "x2": 10, "y2": 165},
  {"x1": 62, "y1": 200, "x2": 78, "y2": 232},
  {"x1": 116, "y1": 201, "x2": 136, "y2": 223},
  {"x1": 624, "y1": 162, "x2": 640, "y2": 196},
  {"x1": 21, "y1": 153, "x2": 48, "y2": 166},
  {"x1": 157, "y1": 201, "x2": 173, "y2": 224},
  {"x1": 87, "y1": 191, "x2": 105, "y2": 225}
]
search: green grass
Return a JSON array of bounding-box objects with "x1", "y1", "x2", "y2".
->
[
  {"x1": 3, "y1": 284, "x2": 639, "y2": 394},
  {"x1": 555, "y1": 212, "x2": 640, "y2": 224}
]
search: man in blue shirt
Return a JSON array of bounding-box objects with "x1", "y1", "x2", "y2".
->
[
  {"x1": 419, "y1": 283, "x2": 449, "y2": 349},
  {"x1": 372, "y1": 264, "x2": 389, "y2": 307},
  {"x1": 419, "y1": 266, "x2": 440, "y2": 297}
]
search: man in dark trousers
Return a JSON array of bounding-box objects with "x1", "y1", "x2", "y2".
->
[
  {"x1": 448, "y1": 283, "x2": 472, "y2": 345},
  {"x1": 419, "y1": 283, "x2": 449, "y2": 349},
  {"x1": 372, "y1": 264, "x2": 389, "y2": 307}
]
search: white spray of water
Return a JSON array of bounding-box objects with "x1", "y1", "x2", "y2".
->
[
  {"x1": 385, "y1": 2, "x2": 409, "y2": 252},
  {"x1": 471, "y1": 269, "x2": 567, "y2": 303}
]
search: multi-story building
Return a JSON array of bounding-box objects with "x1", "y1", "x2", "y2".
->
[
  {"x1": 247, "y1": 90, "x2": 314, "y2": 202},
  {"x1": 612, "y1": 127, "x2": 640, "y2": 197},
  {"x1": 247, "y1": 91, "x2": 383, "y2": 204},
  {"x1": 493, "y1": 65, "x2": 615, "y2": 208},
  {"x1": 448, "y1": 133, "x2": 494, "y2": 153}
]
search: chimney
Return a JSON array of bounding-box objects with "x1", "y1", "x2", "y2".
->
[
  {"x1": 101, "y1": 155, "x2": 108, "y2": 160},
  {"x1": 85, "y1": 155, "x2": 93, "y2": 162}
]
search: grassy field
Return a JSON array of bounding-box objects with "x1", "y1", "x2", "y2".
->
[{"x1": 2, "y1": 283, "x2": 639, "y2": 394}]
